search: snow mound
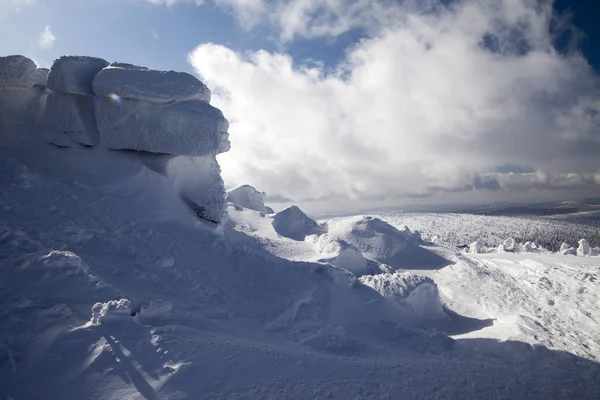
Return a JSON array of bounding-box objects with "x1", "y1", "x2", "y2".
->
[
  {"x1": 226, "y1": 184, "x2": 271, "y2": 213},
  {"x1": 47, "y1": 56, "x2": 108, "y2": 95},
  {"x1": 95, "y1": 97, "x2": 230, "y2": 156},
  {"x1": 90, "y1": 298, "x2": 131, "y2": 325},
  {"x1": 0, "y1": 55, "x2": 46, "y2": 88},
  {"x1": 272, "y1": 206, "x2": 325, "y2": 241},
  {"x1": 308, "y1": 233, "x2": 372, "y2": 276},
  {"x1": 360, "y1": 272, "x2": 446, "y2": 320},
  {"x1": 93, "y1": 62, "x2": 211, "y2": 103},
  {"x1": 329, "y1": 216, "x2": 414, "y2": 262}
]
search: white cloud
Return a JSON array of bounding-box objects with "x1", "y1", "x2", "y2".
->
[
  {"x1": 152, "y1": 30, "x2": 160, "y2": 40},
  {"x1": 189, "y1": 0, "x2": 600, "y2": 202},
  {"x1": 38, "y1": 25, "x2": 55, "y2": 49}
]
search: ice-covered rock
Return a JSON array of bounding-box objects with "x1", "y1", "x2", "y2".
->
[
  {"x1": 93, "y1": 62, "x2": 210, "y2": 104},
  {"x1": 503, "y1": 237, "x2": 516, "y2": 251},
  {"x1": 309, "y1": 233, "x2": 372, "y2": 276},
  {"x1": 47, "y1": 56, "x2": 108, "y2": 95},
  {"x1": 170, "y1": 155, "x2": 226, "y2": 225},
  {"x1": 43, "y1": 92, "x2": 99, "y2": 145},
  {"x1": 522, "y1": 241, "x2": 534, "y2": 252},
  {"x1": 592, "y1": 247, "x2": 600, "y2": 256},
  {"x1": 561, "y1": 247, "x2": 577, "y2": 256},
  {"x1": 577, "y1": 239, "x2": 592, "y2": 257},
  {"x1": 95, "y1": 97, "x2": 230, "y2": 156},
  {"x1": 559, "y1": 242, "x2": 571, "y2": 253},
  {"x1": 497, "y1": 244, "x2": 506, "y2": 252},
  {"x1": 90, "y1": 298, "x2": 131, "y2": 325},
  {"x1": 272, "y1": 206, "x2": 325, "y2": 241},
  {"x1": 0, "y1": 55, "x2": 46, "y2": 88},
  {"x1": 469, "y1": 241, "x2": 483, "y2": 254},
  {"x1": 360, "y1": 272, "x2": 446, "y2": 320},
  {"x1": 226, "y1": 184, "x2": 271, "y2": 213}
]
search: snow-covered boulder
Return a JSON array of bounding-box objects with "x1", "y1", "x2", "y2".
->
[
  {"x1": 93, "y1": 62, "x2": 210, "y2": 104},
  {"x1": 592, "y1": 247, "x2": 600, "y2": 256},
  {"x1": 522, "y1": 241, "x2": 534, "y2": 252},
  {"x1": 226, "y1": 184, "x2": 271, "y2": 213},
  {"x1": 561, "y1": 247, "x2": 577, "y2": 256},
  {"x1": 272, "y1": 206, "x2": 325, "y2": 241},
  {"x1": 309, "y1": 233, "x2": 372, "y2": 276},
  {"x1": 170, "y1": 155, "x2": 225, "y2": 225},
  {"x1": 559, "y1": 242, "x2": 571, "y2": 253},
  {"x1": 469, "y1": 241, "x2": 483, "y2": 254},
  {"x1": 360, "y1": 272, "x2": 446, "y2": 320},
  {"x1": 90, "y1": 298, "x2": 131, "y2": 325},
  {"x1": 577, "y1": 239, "x2": 592, "y2": 257},
  {"x1": 0, "y1": 55, "x2": 46, "y2": 88},
  {"x1": 47, "y1": 56, "x2": 108, "y2": 95},
  {"x1": 95, "y1": 97, "x2": 230, "y2": 156}
]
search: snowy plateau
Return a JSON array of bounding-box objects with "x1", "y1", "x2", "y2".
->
[{"x1": 1, "y1": 55, "x2": 600, "y2": 400}]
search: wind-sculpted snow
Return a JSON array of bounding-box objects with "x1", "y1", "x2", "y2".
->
[
  {"x1": 47, "y1": 56, "x2": 109, "y2": 96},
  {"x1": 93, "y1": 62, "x2": 211, "y2": 104},
  {"x1": 95, "y1": 97, "x2": 230, "y2": 156},
  {"x1": 0, "y1": 55, "x2": 47, "y2": 88}
]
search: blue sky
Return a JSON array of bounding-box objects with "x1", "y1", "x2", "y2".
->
[{"x1": 1, "y1": 0, "x2": 599, "y2": 209}]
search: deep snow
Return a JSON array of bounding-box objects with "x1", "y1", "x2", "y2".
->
[{"x1": 1, "y1": 55, "x2": 600, "y2": 400}]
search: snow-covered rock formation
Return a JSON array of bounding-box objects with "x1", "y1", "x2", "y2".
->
[
  {"x1": 226, "y1": 184, "x2": 274, "y2": 214},
  {"x1": 328, "y1": 216, "x2": 420, "y2": 264},
  {"x1": 272, "y1": 206, "x2": 325, "y2": 240},
  {"x1": 0, "y1": 55, "x2": 230, "y2": 224},
  {"x1": 0, "y1": 55, "x2": 47, "y2": 132},
  {"x1": 360, "y1": 272, "x2": 446, "y2": 320}
]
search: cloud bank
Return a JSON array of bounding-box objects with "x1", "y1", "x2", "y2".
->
[{"x1": 189, "y1": 0, "x2": 600, "y2": 203}]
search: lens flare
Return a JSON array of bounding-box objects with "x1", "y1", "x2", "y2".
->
[{"x1": 108, "y1": 93, "x2": 121, "y2": 104}]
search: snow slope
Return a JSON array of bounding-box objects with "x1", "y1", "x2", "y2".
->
[{"x1": 1, "y1": 56, "x2": 600, "y2": 399}]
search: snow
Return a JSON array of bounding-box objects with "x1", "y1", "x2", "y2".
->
[
  {"x1": 577, "y1": 239, "x2": 592, "y2": 256},
  {"x1": 43, "y1": 92, "x2": 99, "y2": 145},
  {"x1": 95, "y1": 97, "x2": 230, "y2": 156},
  {"x1": 308, "y1": 233, "x2": 373, "y2": 276},
  {"x1": 360, "y1": 272, "x2": 446, "y2": 320},
  {"x1": 226, "y1": 184, "x2": 271, "y2": 213},
  {"x1": 2, "y1": 53, "x2": 600, "y2": 399},
  {"x1": 469, "y1": 241, "x2": 483, "y2": 254},
  {"x1": 272, "y1": 205, "x2": 325, "y2": 240},
  {"x1": 90, "y1": 298, "x2": 132, "y2": 325},
  {"x1": 0, "y1": 55, "x2": 46, "y2": 88},
  {"x1": 169, "y1": 155, "x2": 225, "y2": 225},
  {"x1": 47, "y1": 56, "x2": 108, "y2": 95},
  {"x1": 93, "y1": 62, "x2": 211, "y2": 103}
]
